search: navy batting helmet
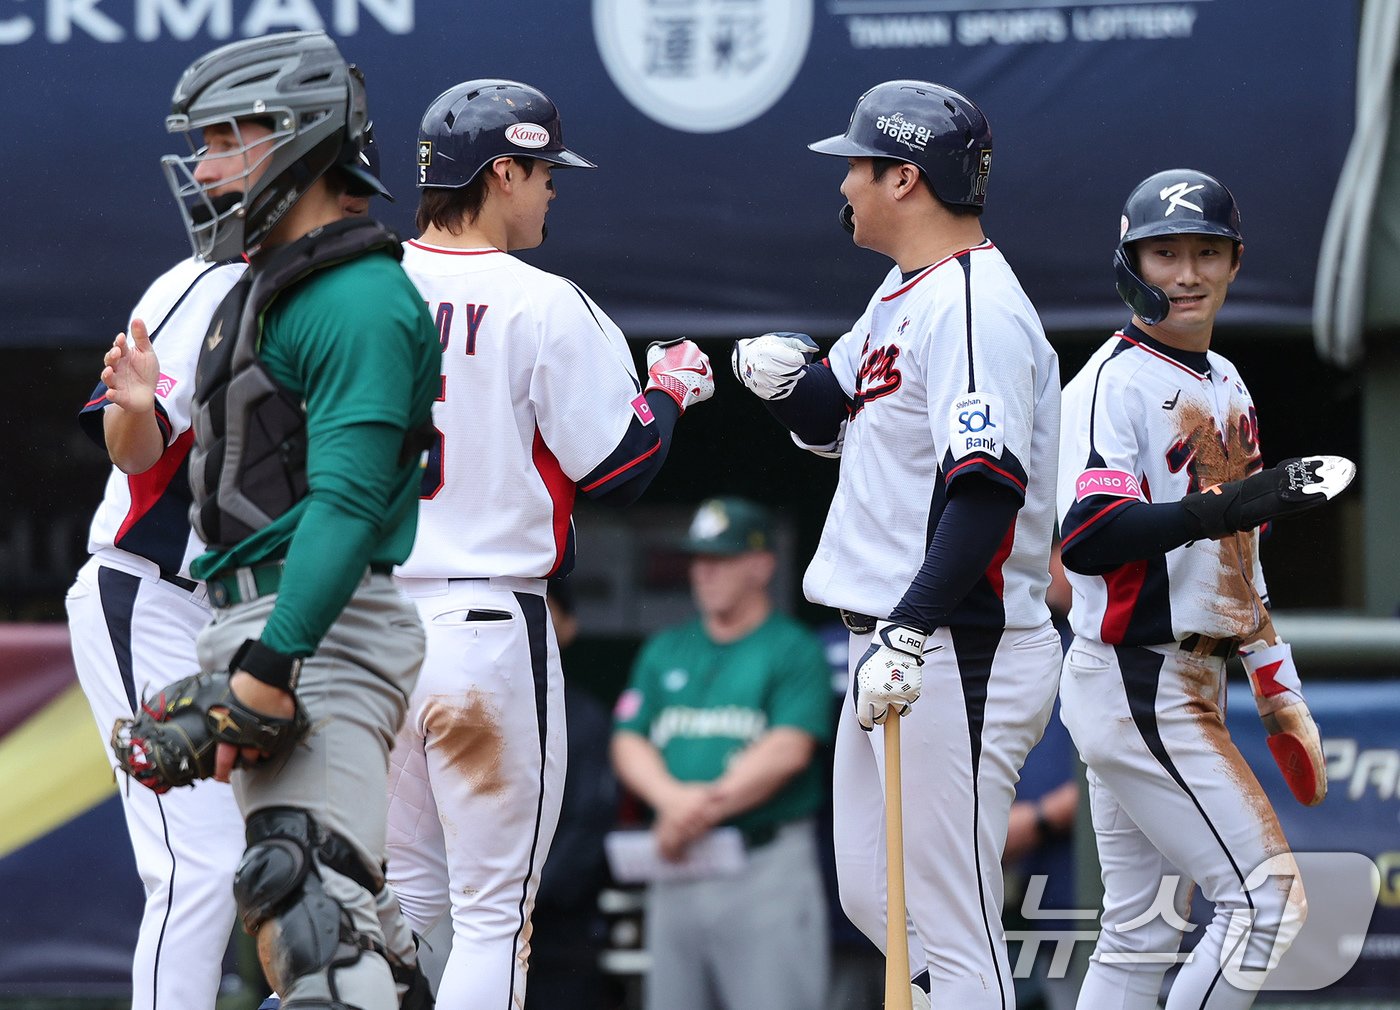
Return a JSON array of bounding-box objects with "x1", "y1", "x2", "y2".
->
[
  {"x1": 162, "y1": 30, "x2": 366, "y2": 261},
  {"x1": 809, "y1": 80, "x2": 993, "y2": 208},
  {"x1": 1114, "y1": 168, "x2": 1242, "y2": 325},
  {"x1": 417, "y1": 79, "x2": 595, "y2": 190}
]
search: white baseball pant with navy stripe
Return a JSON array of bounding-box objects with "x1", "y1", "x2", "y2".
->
[
  {"x1": 66, "y1": 553, "x2": 244, "y2": 1010},
  {"x1": 1060, "y1": 637, "x2": 1305, "y2": 1010},
  {"x1": 833, "y1": 620, "x2": 1061, "y2": 1008},
  {"x1": 386, "y1": 576, "x2": 565, "y2": 1010}
]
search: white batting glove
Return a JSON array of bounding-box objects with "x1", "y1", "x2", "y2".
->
[
  {"x1": 645, "y1": 339, "x2": 715, "y2": 414},
  {"x1": 854, "y1": 621, "x2": 936, "y2": 731},
  {"x1": 1240, "y1": 638, "x2": 1327, "y2": 807},
  {"x1": 730, "y1": 331, "x2": 820, "y2": 400}
]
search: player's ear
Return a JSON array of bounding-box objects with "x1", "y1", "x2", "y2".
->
[
  {"x1": 1229, "y1": 242, "x2": 1244, "y2": 282},
  {"x1": 894, "y1": 162, "x2": 920, "y2": 200},
  {"x1": 487, "y1": 157, "x2": 514, "y2": 191}
]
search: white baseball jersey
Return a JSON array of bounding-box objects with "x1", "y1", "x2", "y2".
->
[
  {"x1": 81, "y1": 257, "x2": 246, "y2": 579},
  {"x1": 1058, "y1": 324, "x2": 1269, "y2": 645},
  {"x1": 803, "y1": 241, "x2": 1060, "y2": 629},
  {"x1": 69, "y1": 256, "x2": 247, "y2": 1010},
  {"x1": 396, "y1": 241, "x2": 648, "y2": 579}
]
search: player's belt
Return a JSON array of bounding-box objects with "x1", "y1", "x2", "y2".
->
[
  {"x1": 158, "y1": 570, "x2": 199, "y2": 593},
  {"x1": 1178, "y1": 633, "x2": 1240, "y2": 660},
  {"x1": 839, "y1": 609, "x2": 878, "y2": 635},
  {"x1": 208, "y1": 560, "x2": 393, "y2": 609}
]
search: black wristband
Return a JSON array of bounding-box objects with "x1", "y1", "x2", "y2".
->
[{"x1": 231, "y1": 638, "x2": 303, "y2": 692}]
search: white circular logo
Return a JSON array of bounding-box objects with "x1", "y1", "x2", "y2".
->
[
  {"x1": 593, "y1": 0, "x2": 813, "y2": 134},
  {"x1": 505, "y1": 123, "x2": 550, "y2": 149}
]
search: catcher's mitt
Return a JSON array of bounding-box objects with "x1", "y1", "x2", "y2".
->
[{"x1": 111, "y1": 670, "x2": 309, "y2": 794}]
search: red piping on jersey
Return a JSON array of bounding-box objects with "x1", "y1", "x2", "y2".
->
[
  {"x1": 116, "y1": 429, "x2": 193, "y2": 543},
  {"x1": 406, "y1": 240, "x2": 503, "y2": 256},
  {"x1": 1100, "y1": 559, "x2": 1148, "y2": 643},
  {"x1": 945, "y1": 456, "x2": 1026, "y2": 493},
  {"x1": 579, "y1": 441, "x2": 661, "y2": 493},
  {"x1": 985, "y1": 522, "x2": 1016, "y2": 600},
  {"x1": 532, "y1": 428, "x2": 575, "y2": 578},
  {"x1": 1060, "y1": 496, "x2": 1135, "y2": 549},
  {"x1": 84, "y1": 394, "x2": 107, "y2": 409},
  {"x1": 881, "y1": 240, "x2": 995, "y2": 301},
  {"x1": 1117, "y1": 332, "x2": 1209, "y2": 380}
]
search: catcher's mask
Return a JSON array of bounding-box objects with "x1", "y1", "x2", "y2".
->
[
  {"x1": 1114, "y1": 168, "x2": 1242, "y2": 325},
  {"x1": 162, "y1": 30, "x2": 367, "y2": 261}
]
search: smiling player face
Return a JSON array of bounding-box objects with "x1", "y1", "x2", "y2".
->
[{"x1": 1133, "y1": 233, "x2": 1241, "y2": 347}]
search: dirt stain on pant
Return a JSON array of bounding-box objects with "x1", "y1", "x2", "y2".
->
[
  {"x1": 424, "y1": 690, "x2": 507, "y2": 797},
  {"x1": 1178, "y1": 656, "x2": 1288, "y2": 856}
]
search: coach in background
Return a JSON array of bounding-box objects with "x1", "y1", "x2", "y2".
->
[
  {"x1": 732, "y1": 81, "x2": 1063, "y2": 1009},
  {"x1": 611, "y1": 497, "x2": 832, "y2": 1010},
  {"x1": 1057, "y1": 169, "x2": 1355, "y2": 1009}
]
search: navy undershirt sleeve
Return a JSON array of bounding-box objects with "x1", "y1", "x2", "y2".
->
[
  {"x1": 762, "y1": 361, "x2": 851, "y2": 447},
  {"x1": 888, "y1": 478, "x2": 1022, "y2": 633},
  {"x1": 1060, "y1": 499, "x2": 1202, "y2": 576},
  {"x1": 580, "y1": 391, "x2": 680, "y2": 507}
]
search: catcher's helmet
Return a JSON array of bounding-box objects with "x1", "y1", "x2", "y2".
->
[
  {"x1": 809, "y1": 80, "x2": 993, "y2": 208},
  {"x1": 337, "y1": 126, "x2": 394, "y2": 202},
  {"x1": 417, "y1": 79, "x2": 595, "y2": 190},
  {"x1": 161, "y1": 30, "x2": 366, "y2": 261},
  {"x1": 1114, "y1": 168, "x2": 1242, "y2": 325}
]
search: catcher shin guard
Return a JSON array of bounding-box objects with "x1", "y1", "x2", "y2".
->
[
  {"x1": 1240, "y1": 639, "x2": 1327, "y2": 806},
  {"x1": 1181, "y1": 455, "x2": 1356, "y2": 539},
  {"x1": 234, "y1": 808, "x2": 386, "y2": 1005}
]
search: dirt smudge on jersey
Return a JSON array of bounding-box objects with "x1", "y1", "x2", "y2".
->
[
  {"x1": 424, "y1": 690, "x2": 507, "y2": 796},
  {"x1": 1173, "y1": 403, "x2": 1261, "y2": 636}
]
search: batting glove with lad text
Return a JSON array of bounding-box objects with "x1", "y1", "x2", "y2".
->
[{"x1": 854, "y1": 621, "x2": 937, "y2": 730}]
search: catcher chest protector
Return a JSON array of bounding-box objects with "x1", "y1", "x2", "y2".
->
[{"x1": 188, "y1": 217, "x2": 405, "y2": 549}]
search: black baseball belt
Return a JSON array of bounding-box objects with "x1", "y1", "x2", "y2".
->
[{"x1": 839, "y1": 610, "x2": 878, "y2": 635}]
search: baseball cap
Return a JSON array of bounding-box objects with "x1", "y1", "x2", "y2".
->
[{"x1": 680, "y1": 497, "x2": 774, "y2": 556}]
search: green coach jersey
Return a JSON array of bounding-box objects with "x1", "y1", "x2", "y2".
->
[
  {"x1": 191, "y1": 248, "x2": 439, "y2": 655},
  {"x1": 615, "y1": 612, "x2": 833, "y2": 838}
]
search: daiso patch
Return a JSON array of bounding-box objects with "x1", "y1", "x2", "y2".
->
[{"x1": 1075, "y1": 468, "x2": 1143, "y2": 502}]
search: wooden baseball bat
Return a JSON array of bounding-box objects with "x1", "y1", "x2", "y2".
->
[{"x1": 884, "y1": 712, "x2": 913, "y2": 1010}]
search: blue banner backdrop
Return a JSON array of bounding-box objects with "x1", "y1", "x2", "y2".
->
[
  {"x1": 1224, "y1": 680, "x2": 1400, "y2": 997},
  {"x1": 0, "y1": 0, "x2": 1358, "y2": 347}
]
